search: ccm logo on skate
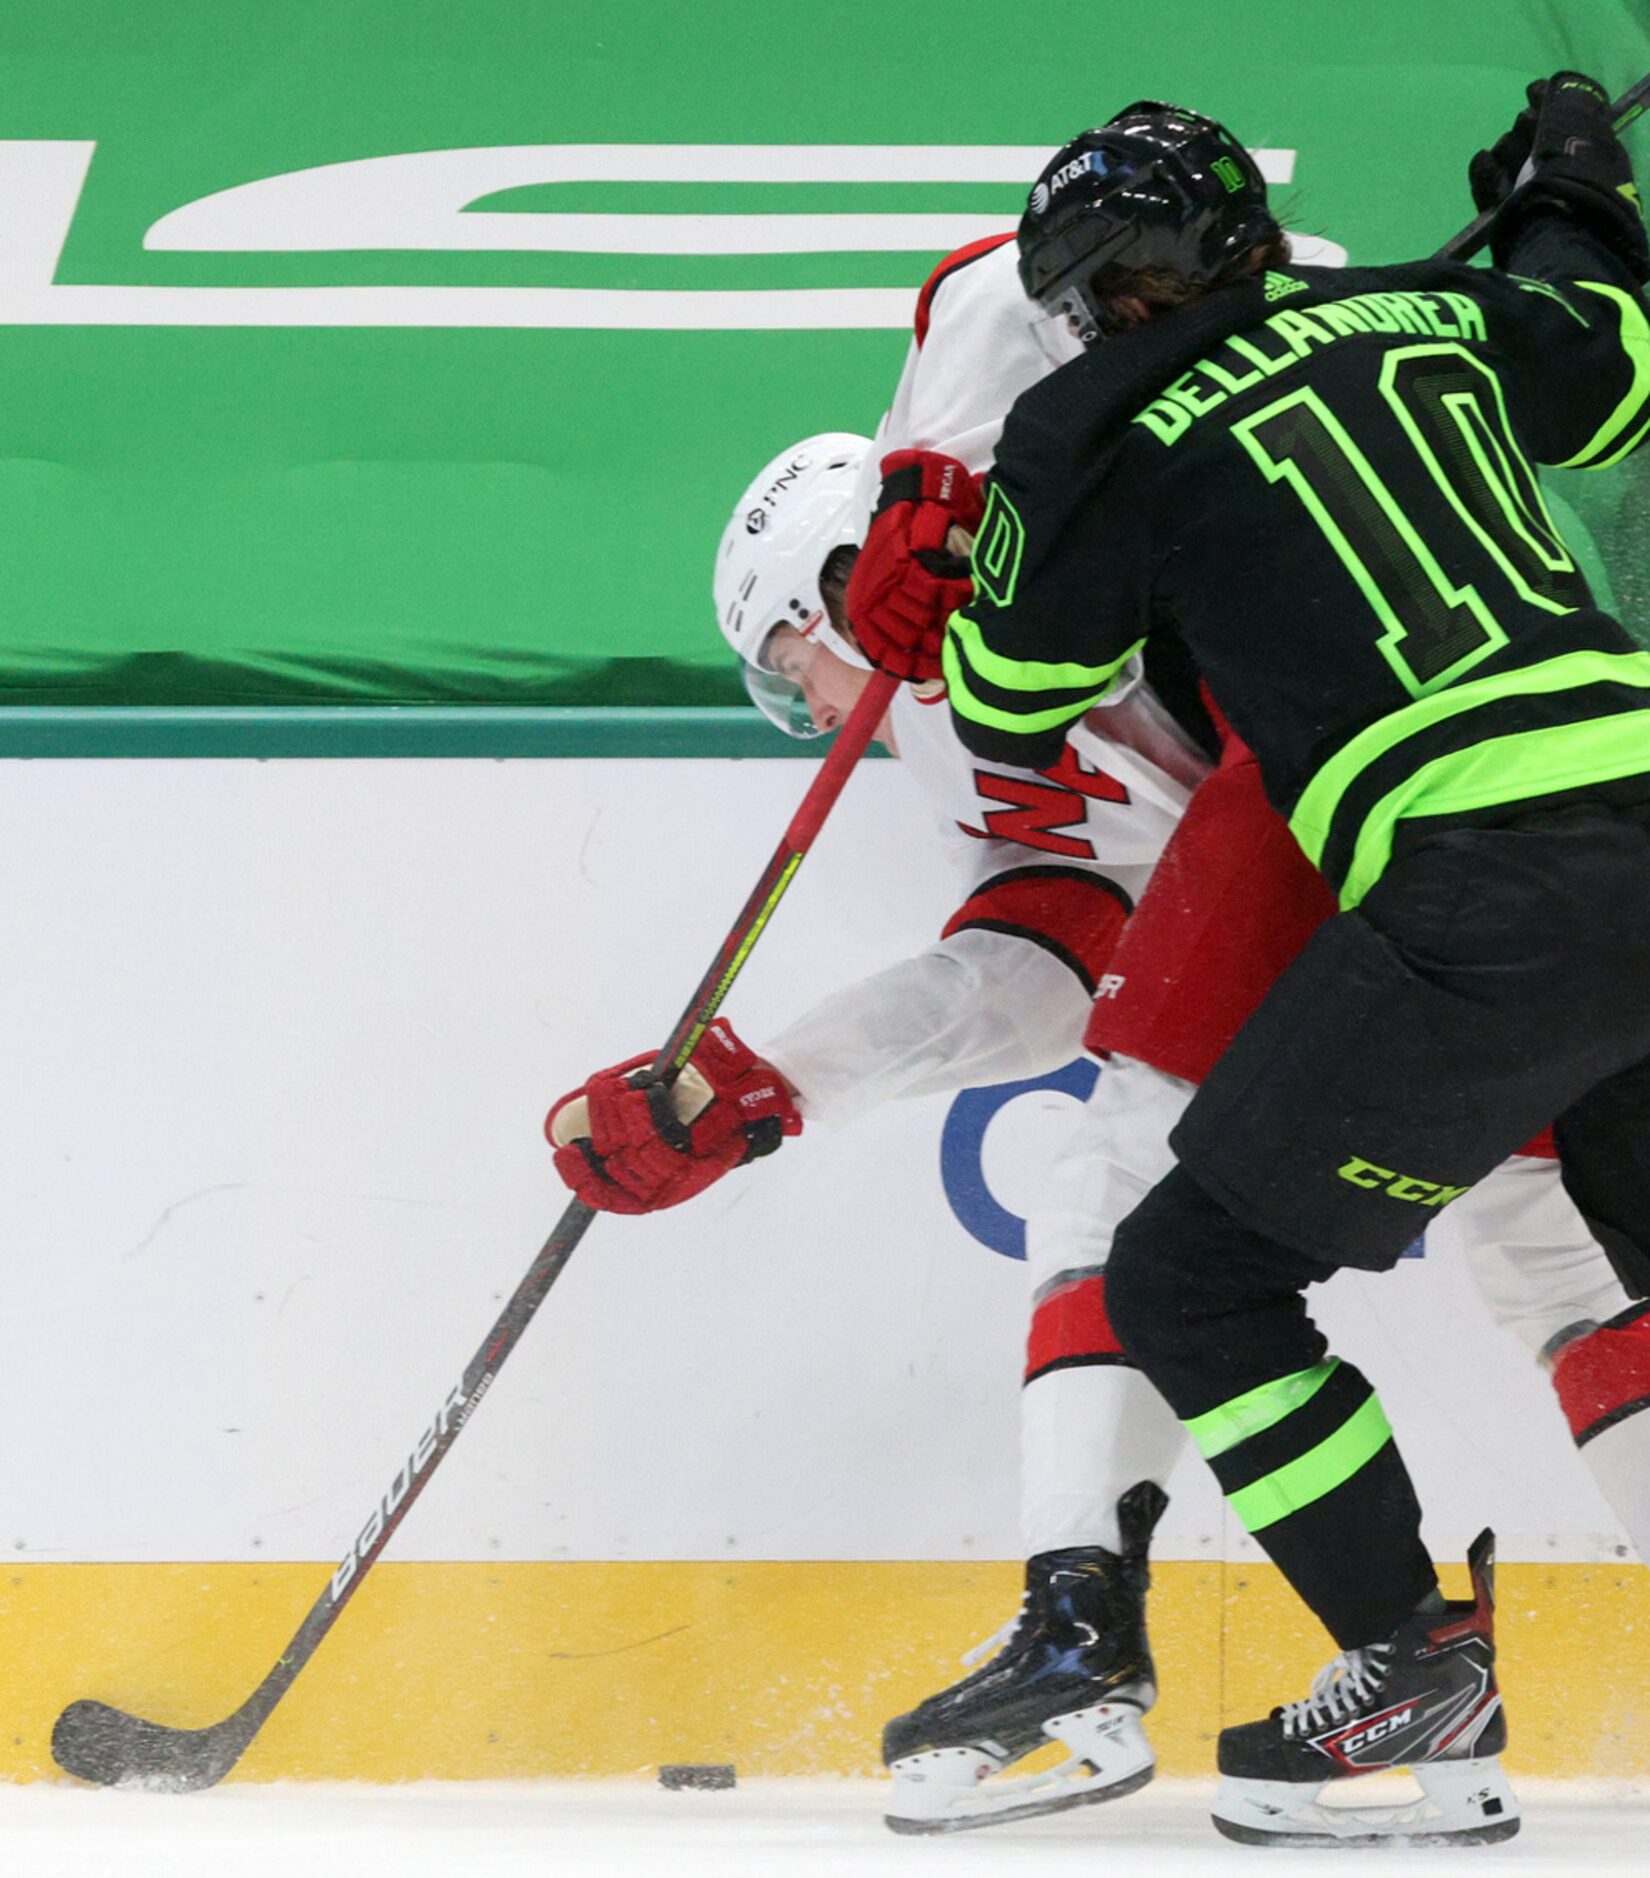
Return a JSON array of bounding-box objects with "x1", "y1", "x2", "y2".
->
[
  {"x1": 1330, "y1": 1705, "x2": 1415, "y2": 1756},
  {"x1": 1337, "y1": 1156, "x2": 1467, "y2": 1207},
  {"x1": 329, "y1": 1380, "x2": 471, "y2": 1602}
]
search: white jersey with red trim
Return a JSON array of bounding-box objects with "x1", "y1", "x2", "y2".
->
[
  {"x1": 891, "y1": 677, "x2": 1206, "y2": 889},
  {"x1": 761, "y1": 235, "x2": 1210, "y2": 1126},
  {"x1": 761, "y1": 681, "x2": 1206, "y2": 1127},
  {"x1": 850, "y1": 236, "x2": 1049, "y2": 529}
]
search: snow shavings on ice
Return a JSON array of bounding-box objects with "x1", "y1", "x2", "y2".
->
[{"x1": 9, "y1": 1776, "x2": 1649, "y2": 1877}]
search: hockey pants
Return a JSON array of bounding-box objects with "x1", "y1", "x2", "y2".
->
[{"x1": 1024, "y1": 1055, "x2": 1650, "y2": 1575}]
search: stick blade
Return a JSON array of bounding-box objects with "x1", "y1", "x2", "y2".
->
[{"x1": 52, "y1": 1699, "x2": 245, "y2": 1792}]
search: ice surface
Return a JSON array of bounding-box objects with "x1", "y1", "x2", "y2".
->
[{"x1": 6, "y1": 1778, "x2": 1649, "y2": 1877}]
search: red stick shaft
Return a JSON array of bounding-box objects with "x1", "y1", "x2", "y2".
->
[{"x1": 784, "y1": 669, "x2": 900, "y2": 851}]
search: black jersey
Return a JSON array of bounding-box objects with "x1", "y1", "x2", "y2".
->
[{"x1": 946, "y1": 214, "x2": 1650, "y2": 906}]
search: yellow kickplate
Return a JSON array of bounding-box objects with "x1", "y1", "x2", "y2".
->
[{"x1": 1, "y1": 1558, "x2": 1642, "y2": 1782}]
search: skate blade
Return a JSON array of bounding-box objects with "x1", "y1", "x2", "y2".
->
[
  {"x1": 885, "y1": 1703, "x2": 1154, "y2": 1835},
  {"x1": 1211, "y1": 1756, "x2": 1520, "y2": 1848}
]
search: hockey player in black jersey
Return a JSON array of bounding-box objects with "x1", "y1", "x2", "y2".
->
[{"x1": 852, "y1": 77, "x2": 1650, "y2": 1846}]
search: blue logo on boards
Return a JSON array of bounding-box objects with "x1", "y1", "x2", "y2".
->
[
  {"x1": 939, "y1": 1058, "x2": 1099, "y2": 1261},
  {"x1": 940, "y1": 1059, "x2": 1427, "y2": 1262}
]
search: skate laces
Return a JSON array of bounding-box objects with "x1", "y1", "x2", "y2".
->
[
  {"x1": 960, "y1": 1595, "x2": 1028, "y2": 1668},
  {"x1": 1278, "y1": 1642, "x2": 1395, "y2": 1739}
]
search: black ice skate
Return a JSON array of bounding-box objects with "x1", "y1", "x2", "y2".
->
[
  {"x1": 1212, "y1": 1528, "x2": 1519, "y2": 1848},
  {"x1": 881, "y1": 1481, "x2": 1164, "y2": 1833}
]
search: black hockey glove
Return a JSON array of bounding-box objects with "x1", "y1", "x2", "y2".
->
[
  {"x1": 1471, "y1": 73, "x2": 1648, "y2": 282},
  {"x1": 1468, "y1": 84, "x2": 1541, "y2": 214}
]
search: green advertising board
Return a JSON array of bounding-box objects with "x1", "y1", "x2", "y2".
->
[{"x1": 0, "y1": 0, "x2": 1646, "y2": 745}]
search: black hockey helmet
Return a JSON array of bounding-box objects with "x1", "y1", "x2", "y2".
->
[{"x1": 1018, "y1": 101, "x2": 1279, "y2": 344}]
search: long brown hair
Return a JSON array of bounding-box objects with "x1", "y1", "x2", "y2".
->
[{"x1": 1092, "y1": 228, "x2": 1294, "y2": 334}]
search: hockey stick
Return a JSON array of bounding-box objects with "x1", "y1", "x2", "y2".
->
[
  {"x1": 51, "y1": 666, "x2": 900, "y2": 1791},
  {"x1": 1437, "y1": 73, "x2": 1650, "y2": 261}
]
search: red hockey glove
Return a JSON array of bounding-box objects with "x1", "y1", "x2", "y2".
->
[
  {"x1": 545, "y1": 1019, "x2": 802, "y2": 1215},
  {"x1": 846, "y1": 450, "x2": 985, "y2": 683}
]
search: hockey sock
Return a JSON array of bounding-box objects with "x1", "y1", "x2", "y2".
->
[
  {"x1": 1108, "y1": 1165, "x2": 1437, "y2": 1647},
  {"x1": 1025, "y1": 1265, "x2": 1125, "y2": 1385},
  {"x1": 1552, "y1": 1304, "x2": 1650, "y2": 1562},
  {"x1": 1018, "y1": 1056, "x2": 1192, "y2": 1558},
  {"x1": 1020, "y1": 1274, "x2": 1186, "y2": 1554}
]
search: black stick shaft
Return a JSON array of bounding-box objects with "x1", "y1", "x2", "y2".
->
[
  {"x1": 1436, "y1": 74, "x2": 1650, "y2": 261},
  {"x1": 73, "y1": 669, "x2": 899, "y2": 1773}
]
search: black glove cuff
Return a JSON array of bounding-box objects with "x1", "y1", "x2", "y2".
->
[
  {"x1": 737, "y1": 1115, "x2": 786, "y2": 1165},
  {"x1": 873, "y1": 463, "x2": 924, "y2": 517},
  {"x1": 1493, "y1": 174, "x2": 1650, "y2": 282}
]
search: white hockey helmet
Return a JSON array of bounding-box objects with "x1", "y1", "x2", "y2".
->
[{"x1": 713, "y1": 432, "x2": 874, "y2": 737}]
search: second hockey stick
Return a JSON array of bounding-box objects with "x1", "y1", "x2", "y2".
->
[
  {"x1": 1437, "y1": 72, "x2": 1650, "y2": 261},
  {"x1": 50, "y1": 667, "x2": 900, "y2": 1791}
]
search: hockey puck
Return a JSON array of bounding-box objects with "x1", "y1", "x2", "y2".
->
[{"x1": 658, "y1": 1763, "x2": 736, "y2": 1791}]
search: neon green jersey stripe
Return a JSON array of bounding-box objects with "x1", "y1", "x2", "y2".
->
[
  {"x1": 1228, "y1": 1392, "x2": 1394, "y2": 1533},
  {"x1": 1553, "y1": 283, "x2": 1650, "y2": 471},
  {"x1": 947, "y1": 612, "x2": 1142, "y2": 695},
  {"x1": 1336, "y1": 709, "x2": 1650, "y2": 908},
  {"x1": 1589, "y1": 399, "x2": 1650, "y2": 473},
  {"x1": 1289, "y1": 648, "x2": 1650, "y2": 874},
  {"x1": 1183, "y1": 1360, "x2": 1340, "y2": 1461},
  {"x1": 942, "y1": 634, "x2": 1105, "y2": 737}
]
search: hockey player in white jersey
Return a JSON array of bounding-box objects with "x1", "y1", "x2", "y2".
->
[
  {"x1": 550, "y1": 232, "x2": 1650, "y2": 1838},
  {"x1": 555, "y1": 425, "x2": 1210, "y2": 1832}
]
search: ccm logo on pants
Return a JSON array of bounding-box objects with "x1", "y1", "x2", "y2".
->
[{"x1": 1338, "y1": 1157, "x2": 1467, "y2": 1207}]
